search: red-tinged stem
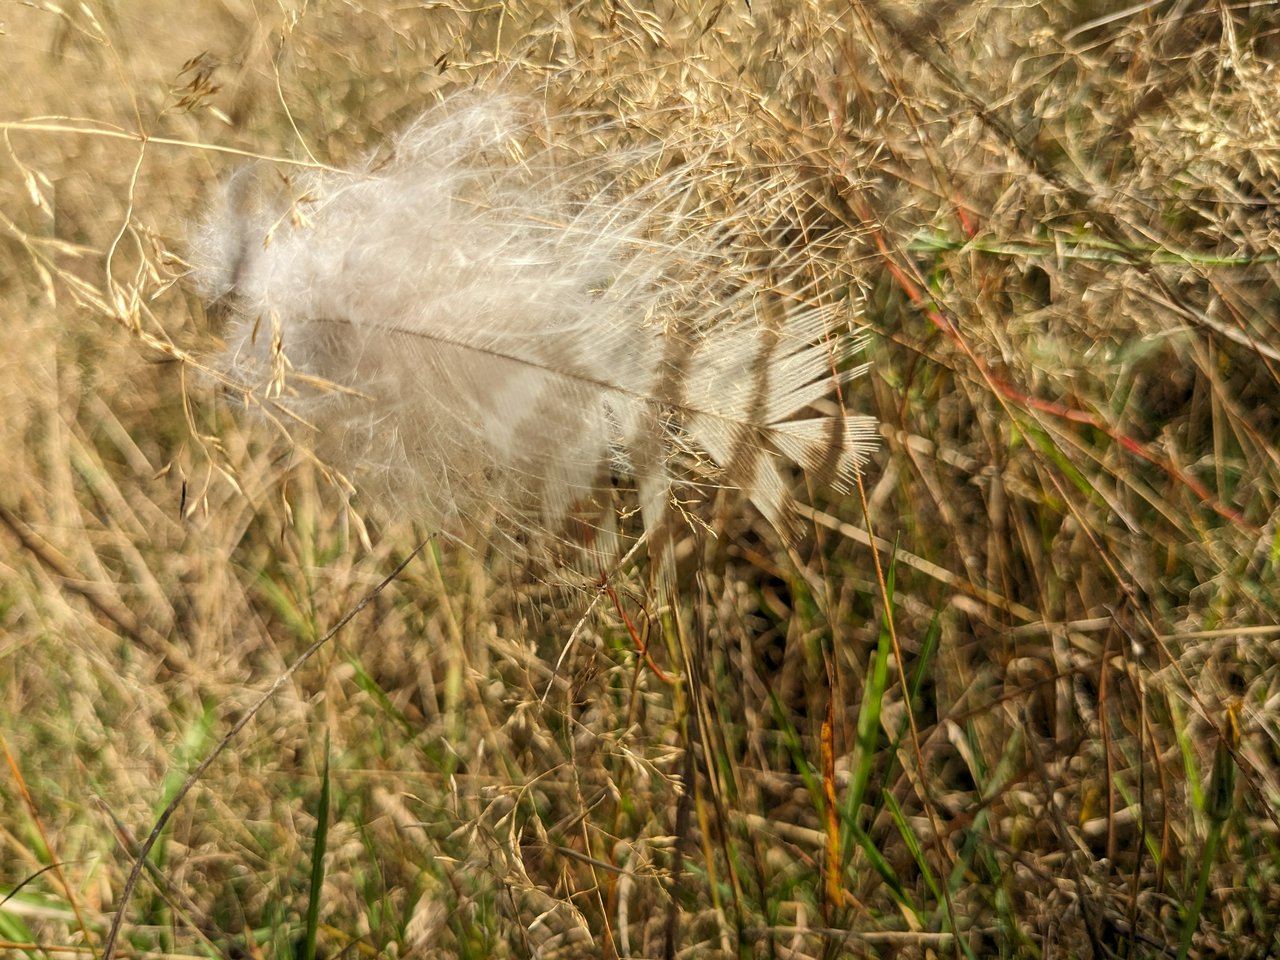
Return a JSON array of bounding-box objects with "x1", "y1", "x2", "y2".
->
[
  {"x1": 599, "y1": 573, "x2": 674, "y2": 685},
  {"x1": 848, "y1": 193, "x2": 1255, "y2": 532}
]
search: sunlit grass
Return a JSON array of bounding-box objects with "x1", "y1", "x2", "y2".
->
[{"x1": 2, "y1": 2, "x2": 1279, "y2": 958}]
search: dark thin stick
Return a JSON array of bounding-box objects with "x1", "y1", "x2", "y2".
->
[
  {"x1": 1026, "y1": 724, "x2": 1105, "y2": 959},
  {"x1": 100, "y1": 539, "x2": 429, "y2": 960},
  {"x1": 0, "y1": 864, "x2": 61, "y2": 909}
]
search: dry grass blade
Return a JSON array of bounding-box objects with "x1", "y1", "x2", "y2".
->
[
  {"x1": 99, "y1": 541, "x2": 428, "y2": 960},
  {"x1": 3, "y1": 2, "x2": 1279, "y2": 958}
]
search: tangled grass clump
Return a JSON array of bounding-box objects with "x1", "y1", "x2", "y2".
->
[{"x1": 1, "y1": 2, "x2": 1278, "y2": 958}]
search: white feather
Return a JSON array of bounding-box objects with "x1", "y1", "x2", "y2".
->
[{"x1": 194, "y1": 95, "x2": 876, "y2": 563}]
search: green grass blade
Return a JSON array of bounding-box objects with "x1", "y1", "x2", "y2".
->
[{"x1": 304, "y1": 732, "x2": 332, "y2": 960}]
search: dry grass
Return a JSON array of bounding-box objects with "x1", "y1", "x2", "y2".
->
[{"x1": 2, "y1": 1, "x2": 1279, "y2": 958}]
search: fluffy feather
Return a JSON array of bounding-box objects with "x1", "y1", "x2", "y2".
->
[{"x1": 194, "y1": 96, "x2": 876, "y2": 564}]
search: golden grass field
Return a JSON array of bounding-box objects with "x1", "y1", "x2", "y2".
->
[{"x1": 2, "y1": 1, "x2": 1279, "y2": 957}]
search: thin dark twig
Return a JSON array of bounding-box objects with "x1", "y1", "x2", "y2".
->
[
  {"x1": 1026, "y1": 724, "x2": 1105, "y2": 959},
  {"x1": 100, "y1": 540, "x2": 429, "y2": 960},
  {"x1": 0, "y1": 864, "x2": 61, "y2": 909}
]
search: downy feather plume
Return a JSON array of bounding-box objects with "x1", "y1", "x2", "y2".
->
[{"x1": 193, "y1": 96, "x2": 876, "y2": 568}]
